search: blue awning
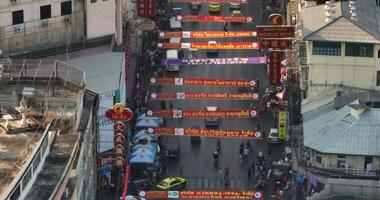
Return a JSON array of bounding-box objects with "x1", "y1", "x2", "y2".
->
[
  {"x1": 135, "y1": 113, "x2": 163, "y2": 128},
  {"x1": 130, "y1": 152, "x2": 155, "y2": 164}
]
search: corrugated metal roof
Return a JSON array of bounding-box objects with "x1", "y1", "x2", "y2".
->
[
  {"x1": 300, "y1": 1, "x2": 380, "y2": 43},
  {"x1": 303, "y1": 104, "x2": 380, "y2": 156}
]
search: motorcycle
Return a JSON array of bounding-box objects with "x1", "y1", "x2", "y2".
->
[{"x1": 213, "y1": 151, "x2": 219, "y2": 164}]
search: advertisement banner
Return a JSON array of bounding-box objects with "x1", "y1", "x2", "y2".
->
[
  {"x1": 256, "y1": 26, "x2": 295, "y2": 38},
  {"x1": 149, "y1": 128, "x2": 264, "y2": 139},
  {"x1": 137, "y1": 0, "x2": 155, "y2": 17},
  {"x1": 170, "y1": 0, "x2": 248, "y2": 3},
  {"x1": 278, "y1": 111, "x2": 287, "y2": 140},
  {"x1": 260, "y1": 39, "x2": 292, "y2": 49},
  {"x1": 150, "y1": 77, "x2": 258, "y2": 87},
  {"x1": 164, "y1": 56, "x2": 267, "y2": 65},
  {"x1": 269, "y1": 51, "x2": 281, "y2": 86},
  {"x1": 150, "y1": 92, "x2": 260, "y2": 100},
  {"x1": 146, "y1": 109, "x2": 260, "y2": 118},
  {"x1": 179, "y1": 15, "x2": 254, "y2": 23},
  {"x1": 157, "y1": 42, "x2": 259, "y2": 49},
  {"x1": 159, "y1": 31, "x2": 257, "y2": 38},
  {"x1": 138, "y1": 190, "x2": 264, "y2": 199}
]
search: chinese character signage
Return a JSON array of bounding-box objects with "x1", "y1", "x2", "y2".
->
[
  {"x1": 163, "y1": 56, "x2": 267, "y2": 65},
  {"x1": 256, "y1": 26, "x2": 295, "y2": 38},
  {"x1": 137, "y1": 0, "x2": 155, "y2": 17},
  {"x1": 278, "y1": 111, "x2": 287, "y2": 140},
  {"x1": 157, "y1": 42, "x2": 259, "y2": 49},
  {"x1": 269, "y1": 51, "x2": 281, "y2": 86},
  {"x1": 150, "y1": 77, "x2": 259, "y2": 87},
  {"x1": 159, "y1": 31, "x2": 257, "y2": 38},
  {"x1": 179, "y1": 15, "x2": 254, "y2": 23},
  {"x1": 138, "y1": 190, "x2": 264, "y2": 199},
  {"x1": 145, "y1": 109, "x2": 260, "y2": 118},
  {"x1": 268, "y1": 13, "x2": 284, "y2": 25},
  {"x1": 148, "y1": 127, "x2": 264, "y2": 139},
  {"x1": 105, "y1": 103, "x2": 133, "y2": 121},
  {"x1": 260, "y1": 39, "x2": 292, "y2": 49},
  {"x1": 150, "y1": 92, "x2": 260, "y2": 100}
]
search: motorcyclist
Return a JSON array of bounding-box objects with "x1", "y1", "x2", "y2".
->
[
  {"x1": 216, "y1": 139, "x2": 221, "y2": 152},
  {"x1": 213, "y1": 151, "x2": 219, "y2": 162}
]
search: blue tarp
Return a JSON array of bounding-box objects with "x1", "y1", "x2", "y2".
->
[
  {"x1": 130, "y1": 147, "x2": 156, "y2": 164},
  {"x1": 135, "y1": 113, "x2": 163, "y2": 128},
  {"x1": 130, "y1": 154, "x2": 155, "y2": 164},
  {"x1": 132, "y1": 147, "x2": 156, "y2": 158},
  {"x1": 132, "y1": 144, "x2": 158, "y2": 154}
]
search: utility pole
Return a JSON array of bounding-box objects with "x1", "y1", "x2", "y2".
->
[{"x1": 115, "y1": 0, "x2": 123, "y2": 47}]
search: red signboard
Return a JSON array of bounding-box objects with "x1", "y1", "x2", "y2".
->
[
  {"x1": 149, "y1": 127, "x2": 264, "y2": 139},
  {"x1": 137, "y1": 0, "x2": 155, "y2": 17},
  {"x1": 170, "y1": 0, "x2": 248, "y2": 3},
  {"x1": 150, "y1": 77, "x2": 258, "y2": 87},
  {"x1": 146, "y1": 109, "x2": 260, "y2": 118},
  {"x1": 269, "y1": 51, "x2": 281, "y2": 86},
  {"x1": 179, "y1": 15, "x2": 254, "y2": 23},
  {"x1": 260, "y1": 39, "x2": 292, "y2": 49},
  {"x1": 157, "y1": 42, "x2": 259, "y2": 49},
  {"x1": 256, "y1": 26, "x2": 295, "y2": 38},
  {"x1": 105, "y1": 103, "x2": 133, "y2": 121},
  {"x1": 113, "y1": 121, "x2": 126, "y2": 134},
  {"x1": 138, "y1": 190, "x2": 264, "y2": 199},
  {"x1": 159, "y1": 31, "x2": 257, "y2": 38},
  {"x1": 150, "y1": 92, "x2": 260, "y2": 100},
  {"x1": 268, "y1": 13, "x2": 284, "y2": 25}
]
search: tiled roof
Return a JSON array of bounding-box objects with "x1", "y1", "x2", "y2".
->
[{"x1": 303, "y1": 102, "x2": 380, "y2": 156}]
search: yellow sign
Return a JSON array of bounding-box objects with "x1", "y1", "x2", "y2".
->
[{"x1": 278, "y1": 111, "x2": 287, "y2": 140}]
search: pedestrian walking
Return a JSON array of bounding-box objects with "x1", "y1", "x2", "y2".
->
[
  {"x1": 169, "y1": 101, "x2": 174, "y2": 109},
  {"x1": 160, "y1": 100, "x2": 166, "y2": 109},
  {"x1": 223, "y1": 22, "x2": 228, "y2": 31},
  {"x1": 224, "y1": 166, "x2": 230, "y2": 180},
  {"x1": 247, "y1": 167, "x2": 252, "y2": 180}
]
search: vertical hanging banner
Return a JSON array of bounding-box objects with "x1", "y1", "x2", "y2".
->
[
  {"x1": 137, "y1": 0, "x2": 155, "y2": 17},
  {"x1": 269, "y1": 51, "x2": 281, "y2": 86}
]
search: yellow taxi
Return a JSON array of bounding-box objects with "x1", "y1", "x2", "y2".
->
[
  {"x1": 156, "y1": 177, "x2": 187, "y2": 190},
  {"x1": 209, "y1": 3, "x2": 221, "y2": 13}
]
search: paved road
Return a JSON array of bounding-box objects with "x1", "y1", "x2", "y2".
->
[{"x1": 148, "y1": 0, "x2": 284, "y2": 195}]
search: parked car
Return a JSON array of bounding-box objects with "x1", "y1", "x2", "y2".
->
[
  {"x1": 189, "y1": 2, "x2": 201, "y2": 10},
  {"x1": 205, "y1": 106, "x2": 220, "y2": 127},
  {"x1": 156, "y1": 177, "x2": 187, "y2": 190},
  {"x1": 209, "y1": 3, "x2": 221, "y2": 13},
  {"x1": 267, "y1": 128, "x2": 282, "y2": 144},
  {"x1": 190, "y1": 125, "x2": 201, "y2": 144},
  {"x1": 229, "y1": 3, "x2": 241, "y2": 10},
  {"x1": 165, "y1": 143, "x2": 181, "y2": 159},
  {"x1": 206, "y1": 41, "x2": 218, "y2": 56}
]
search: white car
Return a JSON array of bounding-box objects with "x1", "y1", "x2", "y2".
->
[
  {"x1": 206, "y1": 41, "x2": 218, "y2": 55},
  {"x1": 267, "y1": 128, "x2": 281, "y2": 144},
  {"x1": 205, "y1": 106, "x2": 219, "y2": 127},
  {"x1": 229, "y1": 3, "x2": 241, "y2": 10}
]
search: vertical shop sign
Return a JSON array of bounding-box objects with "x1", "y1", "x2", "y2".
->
[
  {"x1": 269, "y1": 51, "x2": 281, "y2": 86},
  {"x1": 137, "y1": 0, "x2": 155, "y2": 17},
  {"x1": 278, "y1": 111, "x2": 287, "y2": 140}
]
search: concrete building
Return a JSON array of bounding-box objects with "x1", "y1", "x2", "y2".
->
[
  {"x1": 0, "y1": 59, "x2": 97, "y2": 200},
  {"x1": 296, "y1": 0, "x2": 380, "y2": 99},
  {"x1": 0, "y1": 0, "x2": 133, "y2": 57}
]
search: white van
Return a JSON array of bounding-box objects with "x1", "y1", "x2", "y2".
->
[
  {"x1": 166, "y1": 49, "x2": 180, "y2": 71},
  {"x1": 170, "y1": 17, "x2": 182, "y2": 31}
]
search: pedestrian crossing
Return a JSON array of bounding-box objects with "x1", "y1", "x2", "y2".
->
[{"x1": 185, "y1": 177, "x2": 253, "y2": 190}]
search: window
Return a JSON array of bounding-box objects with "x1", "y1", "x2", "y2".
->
[
  {"x1": 312, "y1": 41, "x2": 341, "y2": 56},
  {"x1": 316, "y1": 155, "x2": 322, "y2": 164},
  {"x1": 10, "y1": 184, "x2": 20, "y2": 200},
  {"x1": 337, "y1": 154, "x2": 346, "y2": 159},
  {"x1": 61, "y1": 1, "x2": 72, "y2": 16},
  {"x1": 345, "y1": 43, "x2": 374, "y2": 57},
  {"x1": 40, "y1": 5, "x2": 51, "y2": 20},
  {"x1": 12, "y1": 10, "x2": 24, "y2": 25},
  {"x1": 377, "y1": 71, "x2": 380, "y2": 86},
  {"x1": 91, "y1": 0, "x2": 97, "y2": 3},
  {"x1": 378, "y1": 50, "x2": 380, "y2": 58},
  {"x1": 364, "y1": 156, "x2": 373, "y2": 170}
]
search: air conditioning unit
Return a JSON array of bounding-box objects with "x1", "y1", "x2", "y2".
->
[
  {"x1": 14, "y1": 25, "x2": 24, "y2": 33},
  {"x1": 41, "y1": 20, "x2": 48, "y2": 27}
]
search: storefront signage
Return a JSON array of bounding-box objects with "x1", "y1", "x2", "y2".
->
[
  {"x1": 260, "y1": 39, "x2": 292, "y2": 49},
  {"x1": 178, "y1": 15, "x2": 254, "y2": 23},
  {"x1": 278, "y1": 111, "x2": 287, "y2": 140},
  {"x1": 159, "y1": 31, "x2": 257, "y2": 38},
  {"x1": 269, "y1": 51, "x2": 281, "y2": 86},
  {"x1": 164, "y1": 56, "x2": 267, "y2": 65},
  {"x1": 137, "y1": 0, "x2": 155, "y2": 17},
  {"x1": 145, "y1": 109, "x2": 260, "y2": 118},
  {"x1": 157, "y1": 42, "x2": 259, "y2": 49},
  {"x1": 113, "y1": 121, "x2": 126, "y2": 134},
  {"x1": 256, "y1": 26, "x2": 294, "y2": 38},
  {"x1": 150, "y1": 77, "x2": 258, "y2": 87},
  {"x1": 170, "y1": 0, "x2": 248, "y2": 3},
  {"x1": 268, "y1": 13, "x2": 284, "y2": 25},
  {"x1": 148, "y1": 127, "x2": 263, "y2": 139},
  {"x1": 105, "y1": 103, "x2": 133, "y2": 121},
  {"x1": 150, "y1": 92, "x2": 259, "y2": 100},
  {"x1": 138, "y1": 190, "x2": 264, "y2": 199}
]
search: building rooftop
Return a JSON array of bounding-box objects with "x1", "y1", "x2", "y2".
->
[
  {"x1": 303, "y1": 99, "x2": 380, "y2": 156},
  {"x1": 300, "y1": 1, "x2": 380, "y2": 43}
]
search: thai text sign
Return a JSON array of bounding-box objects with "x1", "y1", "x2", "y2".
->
[
  {"x1": 157, "y1": 42, "x2": 259, "y2": 49},
  {"x1": 145, "y1": 109, "x2": 260, "y2": 118},
  {"x1": 278, "y1": 111, "x2": 287, "y2": 140},
  {"x1": 137, "y1": 0, "x2": 155, "y2": 17},
  {"x1": 170, "y1": 0, "x2": 248, "y2": 3},
  {"x1": 269, "y1": 51, "x2": 281, "y2": 86},
  {"x1": 164, "y1": 56, "x2": 267, "y2": 65},
  {"x1": 148, "y1": 128, "x2": 263, "y2": 139},
  {"x1": 256, "y1": 26, "x2": 295, "y2": 38},
  {"x1": 260, "y1": 39, "x2": 292, "y2": 49},
  {"x1": 150, "y1": 77, "x2": 258, "y2": 87},
  {"x1": 150, "y1": 92, "x2": 259, "y2": 100},
  {"x1": 159, "y1": 31, "x2": 257, "y2": 38},
  {"x1": 179, "y1": 15, "x2": 254, "y2": 23},
  {"x1": 138, "y1": 190, "x2": 264, "y2": 199}
]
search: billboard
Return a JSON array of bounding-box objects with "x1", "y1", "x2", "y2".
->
[
  {"x1": 157, "y1": 42, "x2": 259, "y2": 49},
  {"x1": 159, "y1": 31, "x2": 257, "y2": 38},
  {"x1": 150, "y1": 92, "x2": 260, "y2": 100},
  {"x1": 179, "y1": 15, "x2": 254, "y2": 23},
  {"x1": 260, "y1": 39, "x2": 292, "y2": 49},
  {"x1": 256, "y1": 26, "x2": 295, "y2": 38},
  {"x1": 150, "y1": 77, "x2": 259, "y2": 87},
  {"x1": 145, "y1": 109, "x2": 260, "y2": 118},
  {"x1": 269, "y1": 51, "x2": 281, "y2": 86},
  {"x1": 138, "y1": 190, "x2": 264, "y2": 199},
  {"x1": 278, "y1": 111, "x2": 287, "y2": 140},
  {"x1": 163, "y1": 56, "x2": 267, "y2": 65}
]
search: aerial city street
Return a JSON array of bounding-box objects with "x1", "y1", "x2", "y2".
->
[{"x1": 0, "y1": 0, "x2": 380, "y2": 200}]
